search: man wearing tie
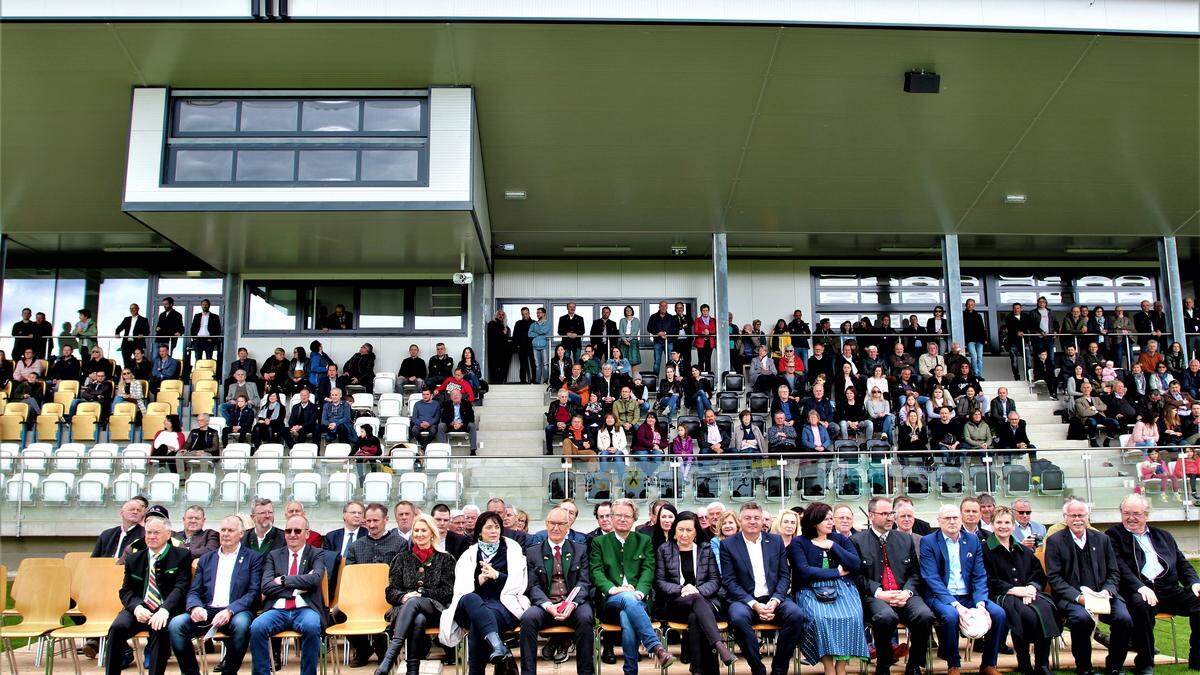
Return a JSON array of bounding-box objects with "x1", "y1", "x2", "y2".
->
[
  {"x1": 852, "y1": 497, "x2": 933, "y2": 675},
  {"x1": 114, "y1": 303, "x2": 150, "y2": 369},
  {"x1": 919, "y1": 504, "x2": 1006, "y2": 675},
  {"x1": 168, "y1": 515, "x2": 262, "y2": 675},
  {"x1": 322, "y1": 501, "x2": 367, "y2": 557},
  {"x1": 105, "y1": 506, "x2": 193, "y2": 675},
  {"x1": 1105, "y1": 493, "x2": 1200, "y2": 673},
  {"x1": 92, "y1": 499, "x2": 146, "y2": 559},
  {"x1": 718, "y1": 502, "x2": 807, "y2": 675},
  {"x1": 519, "y1": 507, "x2": 594, "y2": 673},
  {"x1": 249, "y1": 515, "x2": 328, "y2": 675}
]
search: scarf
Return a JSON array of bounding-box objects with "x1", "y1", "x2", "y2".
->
[
  {"x1": 413, "y1": 545, "x2": 435, "y2": 563},
  {"x1": 477, "y1": 540, "x2": 500, "y2": 561}
]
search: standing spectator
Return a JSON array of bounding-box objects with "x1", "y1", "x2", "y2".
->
[
  {"x1": 557, "y1": 302, "x2": 585, "y2": 361},
  {"x1": 306, "y1": 340, "x2": 333, "y2": 387},
  {"x1": 72, "y1": 308, "x2": 97, "y2": 351},
  {"x1": 486, "y1": 309, "x2": 512, "y2": 384},
  {"x1": 1029, "y1": 296, "x2": 1057, "y2": 358},
  {"x1": 1134, "y1": 299, "x2": 1165, "y2": 349},
  {"x1": 188, "y1": 299, "x2": 221, "y2": 361},
  {"x1": 787, "y1": 309, "x2": 812, "y2": 365},
  {"x1": 528, "y1": 307, "x2": 552, "y2": 385},
  {"x1": 589, "y1": 306, "x2": 619, "y2": 363},
  {"x1": 671, "y1": 302, "x2": 694, "y2": 371},
  {"x1": 646, "y1": 300, "x2": 673, "y2": 377},
  {"x1": 617, "y1": 305, "x2": 642, "y2": 377},
  {"x1": 114, "y1": 303, "x2": 150, "y2": 368},
  {"x1": 10, "y1": 307, "x2": 35, "y2": 360},
  {"x1": 512, "y1": 307, "x2": 536, "y2": 384},
  {"x1": 693, "y1": 304, "x2": 716, "y2": 373},
  {"x1": 1183, "y1": 296, "x2": 1199, "y2": 360},
  {"x1": 925, "y1": 306, "x2": 949, "y2": 353}
]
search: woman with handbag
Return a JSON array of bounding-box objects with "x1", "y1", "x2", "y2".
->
[{"x1": 789, "y1": 502, "x2": 868, "y2": 675}]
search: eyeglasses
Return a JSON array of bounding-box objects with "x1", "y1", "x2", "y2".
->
[
  {"x1": 871, "y1": 511, "x2": 895, "y2": 517},
  {"x1": 283, "y1": 528, "x2": 305, "y2": 535},
  {"x1": 1015, "y1": 510, "x2": 1031, "y2": 515}
]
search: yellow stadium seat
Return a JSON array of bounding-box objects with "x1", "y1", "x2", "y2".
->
[
  {"x1": 159, "y1": 379, "x2": 184, "y2": 396},
  {"x1": 0, "y1": 414, "x2": 25, "y2": 443},
  {"x1": 191, "y1": 368, "x2": 215, "y2": 384},
  {"x1": 35, "y1": 403, "x2": 65, "y2": 443},
  {"x1": 109, "y1": 414, "x2": 135, "y2": 443},
  {"x1": 141, "y1": 413, "x2": 166, "y2": 439},
  {"x1": 71, "y1": 415, "x2": 98, "y2": 443},
  {"x1": 113, "y1": 402, "x2": 138, "y2": 418},
  {"x1": 194, "y1": 359, "x2": 217, "y2": 372},
  {"x1": 154, "y1": 392, "x2": 180, "y2": 414},
  {"x1": 57, "y1": 380, "x2": 79, "y2": 397},
  {"x1": 193, "y1": 379, "x2": 218, "y2": 395},
  {"x1": 4, "y1": 402, "x2": 29, "y2": 419},
  {"x1": 190, "y1": 391, "x2": 216, "y2": 416},
  {"x1": 46, "y1": 563, "x2": 125, "y2": 674},
  {"x1": 53, "y1": 390, "x2": 76, "y2": 407},
  {"x1": 73, "y1": 401, "x2": 101, "y2": 420},
  {"x1": 146, "y1": 401, "x2": 172, "y2": 416}
]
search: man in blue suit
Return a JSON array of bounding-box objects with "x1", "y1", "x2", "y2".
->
[
  {"x1": 919, "y1": 503, "x2": 1006, "y2": 675},
  {"x1": 168, "y1": 515, "x2": 263, "y2": 675},
  {"x1": 321, "y1": 501, "x2": 368, "y2": 557},
  {"x1": 719, "y1": 502, "x2": 807, "y2": 675}
]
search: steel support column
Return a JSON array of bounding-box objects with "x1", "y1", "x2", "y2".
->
[
  {"x1": 221, "y1": 273, "x2": 241, "y2": 376},
  {"x1": 713, "y1": 233, "x2": 731, "y2": 376},
  {"x1": 1158, "y1": 236, "x2": 1189, "y2": 361},
  {"x1": 472, "y1": 272, "x2": 492, "y2": 374},
  {"x1": 942, "y1": 234, "x2": 966, "y2": 348}
]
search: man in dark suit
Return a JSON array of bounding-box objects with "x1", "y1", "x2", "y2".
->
[
  {"x1": 994, "y1": 411, "x2": 1037, "y2": 463},
  {"x1": 892, "y1": 496, "x2": 932, "y2": 536},
  {"x1": 114, "y1": 303, "x2": 150, "y2": 369},
  {"x1": 556, "y1": 302, "x2": 585, "y2": 361},
  {"x1": 225, "y1": 347, "x2": 259, "y2": 386},
  {"x1": 285, "y1": 389, "x2": 320, "y2": 447},
  {"x1": 105, "y1": 506, "x2": 193, "y2": 675},
  {"x1": 168, "y1": 515, "x2": 262, "y2": 675},
  {"x1": 92, "y1": 499, "x2": 146, "y2": 558},
  {"x1": 321, "y1": 501, "x2": 368, "y2": 557},
  {"x1": 718, "y1": 501, "x2": 806, "y2": 675},
  {"x1": 154, "y1": 297, "x2": 185, "y2": 352},
  {"x1": 249, "y1": 515, "x2": 328, "y2": 675},
  {"x1": 1044, "y1": 497, "x2": 1132, "y2": 675},
  {"x1": 189, "y1": 298, "x2": 222, "y2": 361},
  {"x1": 919, "y1": 504, "x2": 1006, "y2": 675},
  {"x1": 1106, "y1": 493, "x2": 1200, "y2": 673},
  {"x1": 589, "y1": 306, "x2": 619, "y2": 360},
  {"x1": 176, "y1": 505, "x2": 220, "y2": 559},
  {"x1": 987, "y1": 387, "x2": 1018, "y2": 428},
  {"x1": 853, "y1": 497, "x2": 933, "y2": 675},
  {"x1": 519, "y1": 507, "x2": 594, "y2": 673},
  {"x1": 437, "y1": 389, "x2": 478, "y2": 455}
]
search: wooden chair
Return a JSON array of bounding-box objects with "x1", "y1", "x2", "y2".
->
[
  {"x1": 45, "y1": 561, "x2": 125, "y2": 674},
  {"x1": 324, "y1": 563, "x2": 390, "y2": 674},
  {"x1": 661, "y1": 620, "x2": 734, "y2": 675},
  {"x1": 0, "y1": 564, "x2": 70, "y2": 673},
  {"x1": 5, "y1": 557, "x2": 68, "y2": 617},
  {"x1": 63, "y1": 551, "x2": 97, "y2": 614}
]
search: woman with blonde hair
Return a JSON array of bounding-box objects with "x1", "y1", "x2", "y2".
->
[
  {"x1": 377, "y1": 512, "x2": 455, "y2": 675},
  {"x1": 708, "y1": 510, "x2": 741, "y2": 573},
  {"x1": 772, "y1": 509, "x2": 800, "y2": 549}
]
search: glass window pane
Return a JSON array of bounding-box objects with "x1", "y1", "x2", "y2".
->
[
  {"x1": 53, "y1": 278, "x2": 87, "y2": 341},
  {"x1": 818, "y1": 275, "x2": 858, "y2": 287},
  {"x1": 363, "y1": 100, "x2": 422, "y2": 131},
  {"x1": 1115, "y1": 275, "x2": 1152, "y2": 287},
  {"x1": 360, "y1": 150, "x2": 418, "y2": 182},
  {"x1": 1118, "y1": 291, "x2": 1155, "y2": 304},
  {"x1": 961, "y1": 276, "x2": 981, "y2": 287},
  {"x1": 96, "y1": 278, "x2": 150, "y2": 358},
  {"x1": 1077, "y1": 291, "x2": 1116, "y2": 305},
  {"x1": 1, "y1": 277, "x2": 56, "y2": 355},
  {"x1": 901, "y1": 276, "x2": 941, "y2": 288},
  {"x1": 240, "y1": 100, "x2": 299, "y2": 132},
  {"x1": 858, "y1": 276, "x2": 880, "y2": 287},
  {"x1": 1075, "y1": 275, "x2": 1113, "y2": 287},
  {"x1": 818, "y1": 291, "x2": 859, "y2": 304},
  {"x1": 176, "y1": 100, "x2": 237, "y2": 132},
  {"x1": 301, "y1": 100, "x2": 359, "y2": 132},
  {"x1": 173, "y1": 150, "x2": 233, "y2": 182},
  {"x1": 415, "y1": 287, "x2": 464, "y2": 330},
  {"x1": 311, "y1": 285, "x2": 355, "y2": 330},
  {"x1": 996, "y1": 275, "x2": 1035, "y2": 288},
  {"x1": 858, "y1": 292, "x2": 879, "y2": 303},
  {"x1": 236, "y1": 150, "x2": 295, "y2": 182},
  {"x1": 157, "y1": 278, "x2": 224, "y2": 295},
  {"x1": 901, "y1": 291, "x2": 943, "y2": 304},
  {"x1": 963, "y1": 291, "x2": 984, "y2": 304},
  {"x1": 359, "y1": 288, "x2": 407, "y2": 328},
  {"x1": 298, "y1": 150, "x2": 356, "y2": 181},
  {"x1": 247, "y1": 286, "x2": 297, "y2": 331}
]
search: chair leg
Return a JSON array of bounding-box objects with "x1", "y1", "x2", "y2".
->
[
  {"x1": 42, "y1": 637, "x2": 54, "y2": 675},
  {"x1": 191, "y1": 637, "x2": 209, "y2": 675},
  {"x1": 132, "y1": 636, "x2": 147, "y2": 675},
  {"x1": 4, "y1": 638, "x2": 18, "y2": 675},
  {"x1": 1170, "y1": 616, "x2": 1180, "y2": 664},
  {"x1": 69, "y1": 638, "x2": 83, "y2": 675}
]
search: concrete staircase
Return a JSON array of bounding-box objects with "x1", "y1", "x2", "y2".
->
[{"x1": 461, "y1": 384, "x2": 552, "y2": 507}]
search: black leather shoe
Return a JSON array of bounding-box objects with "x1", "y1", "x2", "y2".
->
[
  {"x1": 601, "y1": 644, "x2": 617, "y2": 664},
  {"x1": 350, "y1": 651, "x2": 372, "y2": 668}
]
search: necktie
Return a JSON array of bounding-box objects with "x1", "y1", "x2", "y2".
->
[
  {"x1": 114, "y1": 530, "x2": 126, "y2": 559},
  {"x1": 554, "y1": 545, "x2": 562, "y2": 568},
  {"x1": 879, "y1": 535, "x2": 900, "y2": 592},
  {"x1": 285, "y1": 552, "x2": 299, "y2": 609},
  {"x1": 344, "y1": 531, "x2": 355, "y2": 556},
  {"x1": 144, "y1": 552, "x2": 162, "y2": 610}
]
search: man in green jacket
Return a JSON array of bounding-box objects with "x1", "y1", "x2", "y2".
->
[{"x1": 589, "y1": 498, "x2": 674, "y2": 673}]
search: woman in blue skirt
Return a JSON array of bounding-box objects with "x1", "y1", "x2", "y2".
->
[{"x1": 789, "y1": 502, "x2": 869, "y2": 675}]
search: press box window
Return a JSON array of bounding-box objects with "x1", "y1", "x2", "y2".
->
[{"x1": 165, "y1": 95, "x2": 428, "y2": 187}]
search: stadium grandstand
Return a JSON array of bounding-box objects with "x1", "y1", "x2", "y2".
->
[{"x1": 0, "y1": 2, "x2": 1198, "y2": 674}]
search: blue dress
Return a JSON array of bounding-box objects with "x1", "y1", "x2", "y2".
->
[{"x1": 792, "y1": 535, "x2": 869, "y2": 664}]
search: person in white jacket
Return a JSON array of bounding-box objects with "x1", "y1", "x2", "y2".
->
[
  {"x1": 439, "y1": 511, "x2": 530, "y2": 674},
  {"x1": 596, "y1": 412, "x2": 629, "y2": 482}
]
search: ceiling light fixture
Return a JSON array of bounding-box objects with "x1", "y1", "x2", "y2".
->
[
  {"x1": 1004, "y1": 194, "x2": 1028, "y2": 204},
  {"x1": 102, "y1": 246, "x2": 173, "y2": 253},
  {"x1": 503, "y1": 190, "x2": 527, "y2": 200},
  {"x1": 730, "y1": 245, "x2": 794, "y2": 254},
  {"x1": 563, "y1": 245, "x2": 632, "y2": 253},
  {"x1": 878, "y1": 246, "x2": 941, "y2": 254},
  {"x1": 498, "y1": 243, "x2": 516, "y2": 252},
  {"x1": 1065, "y1": 247, "x2": 1129, "y2": 255}
]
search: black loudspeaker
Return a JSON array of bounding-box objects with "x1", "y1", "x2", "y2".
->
[{"x1": 904, "y1": 71, "x2": 940, "y2": 93}]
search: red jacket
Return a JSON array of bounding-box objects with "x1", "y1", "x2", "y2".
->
[
  {"x1": 693, "y1": 316, "x2": 716, "y2": 349},
  {"x1": 434, "y1": 377, "x2": 475, "y2": 402},
  {"x1": 1174, "y1": 456, "x2": 1200, "y2": 478}
]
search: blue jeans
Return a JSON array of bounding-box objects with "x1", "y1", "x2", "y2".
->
[
  {"x1": 796, "y1": 347, "x2": 810, "y2": 367},
  {"x1": 603, "y1": 592, "x2": 661, "y2": 675},
  {"x1": 689, "y1": 390, "x2": 712, "y2": 415},
  {"x1": 657, "y1": 394, "x2": 679, "y2": 424},
  {"x1": 533, "y1": 347, "x2": 546, "y2": 384},
  {"x1": 930, "y1": 596, "x2": 1006, "y2": 668},
  {"x1": 873, "y1": 414, "x2": 894, "y2": 439},
  {"x1": 653, "y1": 342, "x2": 666, "y2": 377},
  {"x1": 169, "y1": 608, "x2": 252, "y2": 675},
  {"x1": 966, "y1": 342, "x2": 985, "y2": 377},
  {"x1": 250, "y1": 607, "x2": 322, "y2": 675},
  {"x1": 323, "y1": 421, "x2": 355, "y2": 443}
]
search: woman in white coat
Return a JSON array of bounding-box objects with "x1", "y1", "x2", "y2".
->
[
  {"x1": 439, "y1": 511, "x2": 530, "y2": 674},
  {"x1": 596, "y1": 412, "x2": 630, "y2": 482}
]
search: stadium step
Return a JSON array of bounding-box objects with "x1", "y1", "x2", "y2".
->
[{"x1": 473, "y1": 384, "x2": 549, "y2": 458}]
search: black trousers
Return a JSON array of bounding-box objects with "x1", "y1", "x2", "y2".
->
[
  {"x1": 1127, "y1": 582, "x2": 1200, "y2": 669},
  {"x1": 106, "y1": 609, "x2": 171, "y2": 675},
  {"x1": 517, "y1": 345, "x2": 535, "y2": 384},
  {"x1": 388, "y1": 597, "x2": 442, "y2": 661},
  {"x1": 863, "y1": 595, "x2": 932, "y2": 673},
  {"x1": 664, "y1": 595, "x2": 723, "y2": 675},
  {"x1": 518, "y1": 603, "x2": 594, "y2": 675},
  {"x1": 1061, "y1": 597, "x2": 1132, "y2": 673}
]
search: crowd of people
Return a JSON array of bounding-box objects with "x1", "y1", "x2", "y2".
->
[{"x1": 80, "y1": 490, "x2": 1200, "y2": 675}]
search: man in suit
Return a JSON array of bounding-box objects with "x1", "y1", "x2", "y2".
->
[
  {"x1": 322, "y1": 501, "x2": 368, "y2": 557},
  {"x1": 225, "y1": 347, "x2": 259, "y2": 385},
  {"x1": 242, "y1": 498, "x2": 286, "y2": 555},
  {"x1": 892, "y1": 496, "x2": 932, "y2": 536},
  {"x1": 150, "y1": 343, "x2": 180, "y2": 394},
  {"x1": 987, "y1": 387, "x2": 1018, "y2": 428},
  {"x1": 556, "y1": 302, "x2": 586, "y2": 361},
  {"x1": 437, "y1": 388, "x2": 478, "y2": 455},
  {"x1": 176, "y1": 505, "x2": 220, "y2": 559},
  {"x1": 589, "y1": 498, "x2": 673, "y2": 672},
  {"x1": 519, "y1": 507, "x2": 594, "y2": 673},
  {"x1": 249, "y1": 515, "x2": 328, "y2": 675},
  {"x1": 189, "y1": 298, "x2": 222, "y2": 361},
  {"x1": 168, "y1": 515, "x2": 262, "y2": 675},
  {"x1": 93, "y1": 499, "x2": 146, "y2": 558},
  {"x1": 105, "y1": 507, "x2": 193, "y2": 675},
  {"x1": 315, "y1": 363, "x2": 350, "y2": 406},
  {"x1": 853, "y1": 497, "x2": 933, "y2": 675},
  {"x1": 919, "y1": 504, "x2": 1006, "y2": 675},
  {"x1": 1106, "y1": 493, "x2": 1200, "y2": 673},
  {"x1": 718, "y1": 501, "x2": 807, "y2": 675},
  {"x1": 994, "y1": 410, "x2": 1037, "y2": 463},
  {"x1": 589, "y1": 306, "x2": 619, "y2": 360},
  {"x1": 1044, "y1": 497, "x2": 1132, "y2": 675},
  {"x1": 114, "y1": 303, "x2": 150, "y2": 369},
  {"x1": 155, "y1": 296, "x2": 184, "y2": 351},
  {"x1": 285, "y1": 389, "x2": 320, "y2": 447}
]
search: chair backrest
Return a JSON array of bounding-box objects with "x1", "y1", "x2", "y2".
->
[
  {"x1": 335, "y1": 563, "x2": 390, "y2": 623},
  {"x1": 75, "y1": 401, "x2": 102, "y2": 418},
  {"x1": 351, "y1": 393, "x2": 374, "y2": 409},
  {"x1": 328, "y1": 472, "x2": 358, "y2": 502},
  {"x1": 39, "y1": 402, "x2": 66, "y2": 417},
  {"x1": 354, "y1": 416, "x2": 381, "y2": 436},
  {"x1": 42, "y1": 472, "x2": 76, "y2": 502},
  {"x1": 113, "y1": 402, "x2": 138, "y2": 418},
  {"x1": 390, "y1": 448, "x2": 416, "y2": 472},
  {"x1": 747, "y1": 392, "x2": 769, "y2": 413},
  {"x1": 323, "y1": 443, "x2": 352, "y2": 461},
  {"x1": 77, "y1": 472, "x2": 110, "y2": 503},
  {"x1": 373, "y1": 374, "x2": 396, "y2": 394},
  {"x1": 4, "y1": 401, "x2": 30, "y2": 418},
  {"x1": 362, "y1": 472, "x2": 393, "y2": 502},
  {"x1": 72, "y1": 560, "x2": 124, "y2": 624},
  {"x1": 716, "y1": 392, "x2": 740, "y2": 414},
  {"x1": 12, "y1": 562, "x2": 71, "y2": 625},
  {"x1": 58, "y1": 380, "x2": 80, "y2": 395},
  {"x1": 159, "y1": 379, "x2": 184, "y2": 396},
  {"x1": 399, "y1": 472, "x2": 427, "y2": 501},
  {"x1": 424, "y1": 446, "x2": 451, "y2": 472},
  {"x1": 377, "y1": 398, "x2": 402, "y2": 418},
  {"x1": 146, "y1": 401, "x2": 172, "y2": 415},
  {"x1": 292, "y1": 473, "x2": 323, "y2": 504},
  {"x1": 723, "y1": 372, "x2": 745, "y2": 392},
  {"x1": 254, "y1": 445, "x2": 284, "y2": 472},
  {"x1": 87, "y1": 444, "x2": 118, "y2": 472},
  {"x1": 289, "y1": 446, "x2": 318, "y2": 472},
  {"x1": 257, "y1": 472, "x2": 287, "y2": 501}
]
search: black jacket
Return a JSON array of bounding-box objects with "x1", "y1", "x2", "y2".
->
[
  {"x1": 557, "y1": 313, "x2": 586, "y2": 349},
  {"x1": 589, "y1": 318, "x2": 618, "y2": 349},
  {"x1": 428, "y1": 354, "x2": 454, "y2": 380},
  {"x1": 287, "y1": 401, "x2": 320, "y2": 433},
  {"x1": 1103, "y1": 524, "x2": 1200, "y2": 596},
  {"x1": 439, "y1": 398, "x2": 476, "y2": 426},
  {"x1": 93, "y1": 523, "x2": 145, "y2": 559},
  {"x1": 653, "y1": 541, "x2": 720, "y2": 611},
  {"x1": 399, "y1": 357, "x2": 427, "y2": 380},
  {"x1": 48, "y1": 356, "x2": 81, "y2": 383},
  {"x1": 851, "y1": 527, "x2": 922, "y2": 597},
  {"x1": 387, "y1": 545, "x2": 455, "y2": 607},
  {"x1": 1043, "y1": 528, "x2": 1120, "y2": 610},
  {"x1": 525, "y1": 538, "x2": 591, "y2": 606},
  {"x1": 155, "y1": 308, "x2": 184, "y2": 338},
  {"x1": 119, "y1": 544, "x2": 193, "y2": 615},
  {"x1": 114, "y1": 315, "x2": 150, "y2": 352},
  {"x1": 962, "y1": 309, "x2": 988, "y2": 344},
  {"x1": 189, "y1": 312, "x2": 222, "y2": 339},
  {"x1": 227, "y1": 358, "x2": 260, "y2": 383},
  {"x1": 261, "y1": 545, "x2": 328, "y2": 626},
  {"x1": 994, "y1": 420, "x2": 1033, "y2": 449}
]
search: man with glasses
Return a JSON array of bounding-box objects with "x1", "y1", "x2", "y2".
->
[
  {"x1": 243, "y1": 499, "x2": 286, "y2": 554},
  {"x1": 1010, "y1": 498, "x2": 1046, "y2": 549},
  {"x1": 519, "y1": 507, "x2": 594, "y2": 671},
  {"x1": 249, "y1": 515, "x2": 328, "y2": 675},
  {"x1": 1106, "y1": 493, "x2": 1200, "y2": 673},
  {"x1": 1044, "y1": 498, "x2": 1131, "y2": 675},
  {"x1": 852, "y1": 497, "x2": 932, "y2": 675},
  {"x1": 587, "y1": 501, "x2": 614, "y2": 540},
  {"x1": 589, "y1": 498, "x2": 673, "y2": 671}
]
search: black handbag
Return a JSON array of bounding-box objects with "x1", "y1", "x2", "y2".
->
[{"x1": 812, "y1": 586, "x2": 838, "y2": 603}]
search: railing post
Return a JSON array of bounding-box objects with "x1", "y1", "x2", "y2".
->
[
  {"x1": 982, "y1": 454, "x2": 993, "y2": 494},
  {"x1": 1081, "y1": 452, "x2": 1093, "y2": 504}
]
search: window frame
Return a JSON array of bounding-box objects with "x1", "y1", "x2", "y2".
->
[{"x1": 242, "y1": 280, "x2": 466, "y2": 337}]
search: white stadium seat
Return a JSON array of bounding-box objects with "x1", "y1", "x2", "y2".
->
[
  {"x1": 399, "y1": 472, "x2": 427, "y2": 503},
  {"x1": 53, "y1": 443, "x2": 86, "y2": 473},
  {"x1": 148, "y1": 473, "x2": 180, "y2": 503},
  {"x1": 351, "y1": 393, "x2": 374, "y2": 411},
  {"x1": 354, "y1": 416, "x2": 381, "y2": 437},
  {"x1": 22, "y1": 443, "x2": 52, "y2": 473},
  {"x1": 77, "y1": 472, "x2": 110, "y2": 504},
  {"x1": 223, "y1": 443, "x2": 252, "y2": 471},
  {"x1": 328, "y1": 472, "x2": 358, "y2": 502},
  {"x1": 0, "y1": 443, "x2": 18, "y2": 473},
  {"x1": 384, "y1": 418, "x2": 409, "y2": 445},
  {"x1": 373, "y1": 374, "x2": 396, "y2": 394},
  {"x1": 362, "y1": 472, "x2": 392, "y2": 502},
  {"x1": 112, "y1": 472, "x2": 146, "y2": 502},
  {"x1": 186, "y1": 473, "x2": 218, "y2": 504},
  {"x1": 289, "y1": 445, "x2": 318, "y2": 473},
  {"x1": 389, "y1": 447, "x2": 416, "y2": 473},
  {"x1": 322, "y1": 443, "x2": 353, "y2": 472},
  {"x1": 256, "y1": 472, "x2": 287, "y2": 501},
  {"x1": 254, "y1": 444, "x2": 285, "y2": 472},
  {"x1": 5, "y1": 472, "x2": 39, "y2": 502},
  {"x1": 87, "y1": 444, "x2": 118, "y2": 472},
  {"x1": 435, "y1": 471, "x2": 462, "y2": 503},
  {"x1": 292, "y1": 472, "x2": 323, "y2": 504},
  {"x1": 377, "y1": 394, "x2": 403, "y2": 419},
  {"x1": 424, "y1": 444, "x2": 451, "y2": 472},
  {"x1": 219, "y1": 473, "x2": 250, "y2": 504},
  {"x1": 41, "y1": 472, "x2": 75, "y2": 503},
  {"x1": 122, "y1": 443, "x2": 152, "y2": 472}
]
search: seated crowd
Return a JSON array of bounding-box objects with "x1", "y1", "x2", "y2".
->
[{"x1": 75, "y1": 490, "x2": 1200, "y2": 675}]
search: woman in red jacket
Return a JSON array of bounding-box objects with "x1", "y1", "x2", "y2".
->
[{"x1": 693, "y1": 304, "x2": 716, "y2": 374}]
